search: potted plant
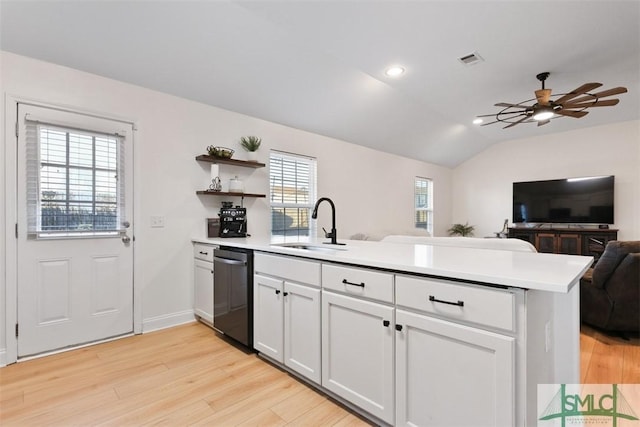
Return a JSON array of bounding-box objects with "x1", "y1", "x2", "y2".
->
[
  {"x1": 240, "y1": 136, "x2": 261, "y2": 161},
  {"x1": 448, "y1": 222, "x2": 475, "y2": 237}
]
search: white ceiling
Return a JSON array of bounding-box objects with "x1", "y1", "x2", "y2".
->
[{"x1": 1, "y1": 0, "x2": 638, "y2": 167}]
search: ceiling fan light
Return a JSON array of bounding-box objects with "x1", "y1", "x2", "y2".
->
[{"x1": 533, "y1": 108, "x2": 554, "y2": 121}]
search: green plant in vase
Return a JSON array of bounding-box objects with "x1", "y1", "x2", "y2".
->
[
  {"x1": 447, "y1": 222, "x2": 475, "y2": 237},
  {"x1": 240, "y1": 136, "x2": 261, "y2": 161}
]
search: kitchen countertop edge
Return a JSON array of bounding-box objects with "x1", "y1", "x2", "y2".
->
[{"x1": 192, "y1": 236, "x2": 592, "y2": 293}]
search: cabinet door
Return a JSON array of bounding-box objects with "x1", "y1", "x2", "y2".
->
[
  {"x1": 194, "y1": 259, "x2": 214, "y2": 325},
  {"x1": 253, "y1": 274, "x2": 284, "y2": 362},
  {"x1": 322, "y1": 291, "x2": 394, "y2": 424},
  {"x1": 557, "y1": 234, "x2": 581, "y2": 255},
  {"x1": 582, "y1": 233, "x2": 616, "y2": 263},
  {"x1": 395, "y1": 309, "x2": 514, "y2": 427},
  {"x1": 284, "y1": 282, "x2": 321, "y2": 384},
  {"x1": 535, "y1": 233, "x2": 556, "y2": 253}
]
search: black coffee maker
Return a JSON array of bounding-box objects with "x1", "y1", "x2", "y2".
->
[{"x1": 219, "y1": 202, "x2": 247, "y2": 238}]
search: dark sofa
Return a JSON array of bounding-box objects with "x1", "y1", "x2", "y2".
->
[{"x1": 580, "y1": 240, "x2": 640, "y2": 333}]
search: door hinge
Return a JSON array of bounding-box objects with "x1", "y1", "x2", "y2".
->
[
  {"x1": 15, "y1": 223, "x2": 18, "y2": 238},
  {"x1": 15, "y1": 323, "x2": 19, "y2": 338},
  {"x1": 15, "y1": 121, "x2": 19, "y2": 138}
]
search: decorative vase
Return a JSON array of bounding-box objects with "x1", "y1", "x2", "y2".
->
[{"x1": 247, "y1": 151, "x2": 258, "y2": 162}]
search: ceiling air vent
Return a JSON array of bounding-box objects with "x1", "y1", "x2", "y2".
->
[{"x1": 458, "y1": 51, "x2": 484, "y2": 66}]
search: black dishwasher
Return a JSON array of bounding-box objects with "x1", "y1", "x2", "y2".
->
[{"x1": 213, "y1": 247, "x2": 253, "y2": 348}]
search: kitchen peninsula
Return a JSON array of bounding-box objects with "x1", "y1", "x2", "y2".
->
[{"x1": 193, "y1": 236, "x2": 592, "y2": 427}]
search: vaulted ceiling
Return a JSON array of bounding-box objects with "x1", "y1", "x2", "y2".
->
[{"x1": 1, "y1": 1, "x2": 638, "y2": 167}]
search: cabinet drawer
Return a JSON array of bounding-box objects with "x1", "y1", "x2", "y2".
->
[
  {"x1": 193, "y1": 243, "x2": 215, "y2": 262},
  {"x1": 396, "y1": 275, "x2": 515, "y2": 331},
  {"x1": 322, "y1": 264, "x2": 393, "y2": 303},
  {"x1": 255, "y1": 252, "x2": 321, "y2": 287}
]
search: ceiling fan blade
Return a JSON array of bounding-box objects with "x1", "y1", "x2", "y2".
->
[
  {"x1": 555, "y1": 109, "x2": 589, "y2": 118},
  {"x1": 480, "y1": 119, "x2": 502, "y2": 126},
  {"x1": 563, "y1": 99, "x2": 620, "y2": 109},
  {"x1": 554, "y1": 83, "x2": 603, "y2": 105},
  {"x1": 503, "y1": 115, "x2": 529, "y2": 129},
  {"x1": 585, "y1": 86, "x2": 627, "y2": 99},
  {"x1": 495, "y1": 102, "x2": 529, "y2": 109},
  {"x1": 476, "y1": 110, "x2": 526, "y2": 118},
  {"x1": 535, "y1": 89, "x2": 552, "y2": 105},
  {"x1": 565, "y1": 87, "x2": 628, "y2": 105},
  {"x1": 537, "y1": 119, "x2": 551, "y2": 127}
]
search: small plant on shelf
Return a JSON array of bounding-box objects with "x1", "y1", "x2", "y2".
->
[
  {"x1": 448, "y1": 222, "x2": 475, "y2": 237},
  {"x1": 240, "y1": 136, "x2": 262, "y2": 152}
]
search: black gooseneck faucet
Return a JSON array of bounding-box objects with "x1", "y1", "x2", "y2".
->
[{"x1": 311, "y1": 197, "x2": 341, "y2": 245}]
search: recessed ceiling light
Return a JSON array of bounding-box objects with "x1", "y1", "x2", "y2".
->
[
  {"x1": 385, "y1": 66, "x2": 405, "y2": 77},
  {"x1": 473, "y1": 118, "x2": 483, "y2": 125}
]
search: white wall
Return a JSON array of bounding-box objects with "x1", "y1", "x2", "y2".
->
[
  {"x1": 0, "y1": 51, "x2": 452, "y2": 362},
  {"x1": 452, "y1": 120, "x2": 640, "y2": 240}
]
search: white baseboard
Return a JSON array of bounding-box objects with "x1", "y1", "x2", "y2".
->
[
  {"x1": 0, "y1": 348, "x2": 7, "y2": 367},
  {"x1": 142, "y1": 309, "x2": 196, "y2": 333}
]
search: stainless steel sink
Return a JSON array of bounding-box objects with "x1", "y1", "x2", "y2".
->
[{"x1": 272, "y1": 242, "x2": 347, "y2": 252}]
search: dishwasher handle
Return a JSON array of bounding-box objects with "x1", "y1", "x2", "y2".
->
[{"x1": 213, "y1": 256, "x2": 247, "y2": 266}]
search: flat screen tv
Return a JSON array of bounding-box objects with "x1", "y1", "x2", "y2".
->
[{"x1": 513, "y1": 176, "x2": 614, "y2": 224}]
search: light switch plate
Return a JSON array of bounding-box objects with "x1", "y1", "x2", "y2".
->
[{"x1": 150, "y1": 215, "x2": 165, "y2": 228}]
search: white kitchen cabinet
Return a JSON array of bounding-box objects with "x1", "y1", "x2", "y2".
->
[
  {"x1": 284, "y1": 281, "x2": 321, "y2": 383},
  {"x1": 253, "y1": 253, "x2": 322, "y2": 384},
  {"x1": 253, "y1": 274, "x2": 284, "y2": 362},
  {"x1": 395, "y1": 309, "x2": 514, "y2": 427},
  {"x1": 322, "y1": 291, "x2": 395, "y2": 424},
  {"x1": 193, "y1": 243, "x2": 215, "y2": 326}
]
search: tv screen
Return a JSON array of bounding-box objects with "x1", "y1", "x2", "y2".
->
[{"x1": 513, "y1": 176, "x2": 614, "y2": 224}]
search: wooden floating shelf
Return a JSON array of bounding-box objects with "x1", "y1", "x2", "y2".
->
[
  {"x1": 196, "y1": 190, "x2": 266, "y2": 198},
  {"x1": 195, "y1": 155, "x2": 265, "y2": 168}
]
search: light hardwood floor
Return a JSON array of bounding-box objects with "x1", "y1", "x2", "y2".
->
[{"x1": 1, "y1": 322, "x2": 638, "y2": 426}]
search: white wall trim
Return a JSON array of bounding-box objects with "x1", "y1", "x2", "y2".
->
[
  {"x1": 0, "y1": 348, "x2": 7, "y2": 367},
  {"x1": 142, "y1": 310, "x2": 196, "y2": 333},
  {"x1": 4, "y1": 95, "x2": 19, "y2": 364}
]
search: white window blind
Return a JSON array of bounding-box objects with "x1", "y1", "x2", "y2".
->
[
  {"x1": 25, "y1": 119, "x2": 125, "y2": 237},
  {"x1": 415, "y1": 177, "x2": 433, "y2": 234},
  {"x1": 269, "y1": 151, "x2": 317, "y2": 237}
]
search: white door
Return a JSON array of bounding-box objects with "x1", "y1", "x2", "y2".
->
[
  {"x1": 16, "y1": 103, "x2": 134, "y2": 357},
  {"x1": 253, "y1": 274, "x2": 283, "y2": 362},
  {"x1": 322, "y1": 291, "x2": 395, "y2": 424},
  {"x1": 395, "y1": 309, "x2": 514, "y2": 427},
  {"x1": 284, "y1": 281, "x2": 321, "y2": 384}
]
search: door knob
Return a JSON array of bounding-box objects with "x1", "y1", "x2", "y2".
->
[{"x1": 121, "y1": 235, "x2": 131, "y2": 244}]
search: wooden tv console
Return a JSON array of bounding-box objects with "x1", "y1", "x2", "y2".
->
[{"x1": 508, "y1": 227, "x2": 618, "y2": 263}]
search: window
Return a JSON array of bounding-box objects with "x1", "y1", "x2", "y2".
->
[
  {"x1": 26, "y1": 122, "x2": 124, "y2": 237},
  {"x1": 269, "y1": 151, "x2": 317, "y2": 237},
  {"x1": 415, "y1": 177, "x2": 433, "y2": 234}
]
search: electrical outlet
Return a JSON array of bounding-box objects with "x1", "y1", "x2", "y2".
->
[{"x1": 150, "y1": 215, "x2": 165, "y2": 228}]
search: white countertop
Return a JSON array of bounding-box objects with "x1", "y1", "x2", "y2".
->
[{"x1": 193, "y1": 236, "x2": 593, "y2": 293}]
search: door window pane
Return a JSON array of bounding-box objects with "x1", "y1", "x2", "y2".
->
[{"x1": 32, "y1": 124, "x2": 122, "y2": 236}]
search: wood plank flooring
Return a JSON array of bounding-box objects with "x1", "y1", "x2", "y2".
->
[
  {"x1": 1, "y1": 322, "x2": 638, "y2": 426},
  {"x1": 0, "y1": 322, "x2": 371, "y2": 426}
]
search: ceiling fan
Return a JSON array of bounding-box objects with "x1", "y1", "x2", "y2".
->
[{"x1": 478, "y1": 72, "x2": 628, "y2": 129}]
